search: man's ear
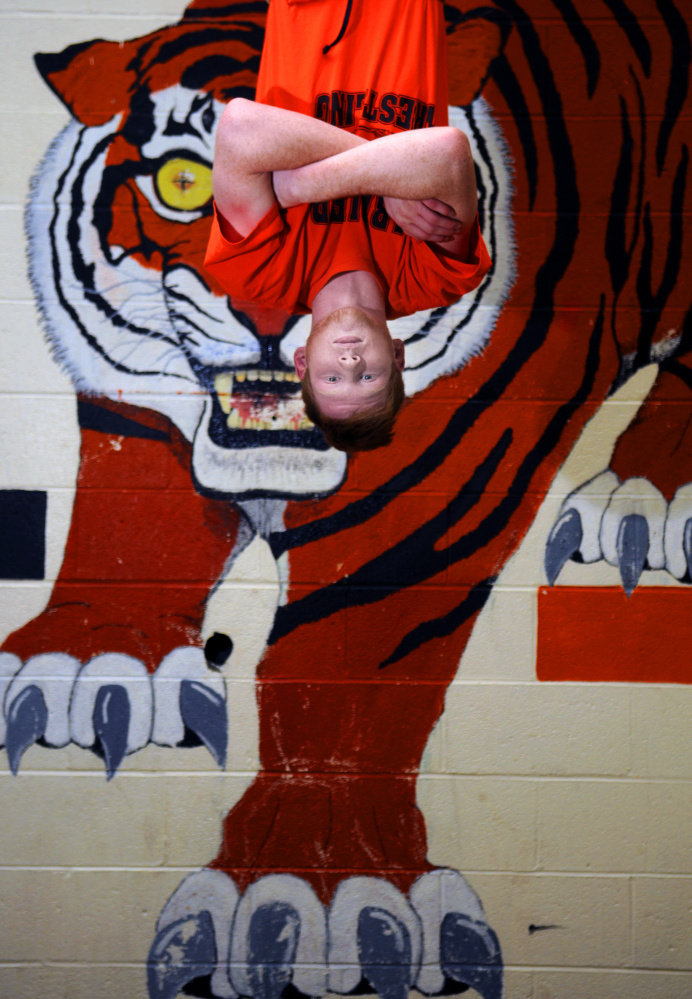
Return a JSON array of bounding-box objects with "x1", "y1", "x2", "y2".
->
[
  {"x1": 294, "y1": 346, "x2": 307, "y2": 379},
  {"x1": 392, "y1": 339, "x2": 405, "y2": 372}
]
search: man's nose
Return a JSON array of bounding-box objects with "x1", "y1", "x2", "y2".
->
[{"x1": 338, "y1": 351, "x2": 361, "y2": 364}]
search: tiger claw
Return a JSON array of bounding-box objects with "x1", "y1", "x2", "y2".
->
[
  {"x1": 616, "y1": 513, "x2": 648, "y2": 596},
  {"x1": 93, "y1": 683, "x2": 131, "y2": 780},
  {"x1": 409, "y1": 869, "x2": 502, "y2": 998},
  {"x1": 440, "y1": 912, "x2": 503, "y2": 999},
  {"x1": 147, "y1": 910, "x2": 217, "y2": 999},
  {"x1": 683, "y1": 518, "x2": 692, "y2": 579},
  {"x1": 247, "y1": 902, "x2": 301, "y2": 999},
  {"x1": 544, "y1": 507, "x2": 583, "y2": 585},
  {"x1": 180, "y1": 677, "x2": 228, "y2": 768},
  {"x1": 358, "y1": 907, "x2": 412, "y2": 999},
  {"x1": 5, "y1": 683, "x2": 48, "y2": 775}
]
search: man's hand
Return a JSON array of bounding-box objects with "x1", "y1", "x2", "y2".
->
[{"x1": 383, "y1": 197, "x2": 462, "y2": 244}]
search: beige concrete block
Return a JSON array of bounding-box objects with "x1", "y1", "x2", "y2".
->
[
  {"x1": 470, "y1": 872, "x2": 632, "y2": 969},
  {"x1": 0, "y1": 304, "x2": 74, "y2": 394},
  {"x1": 0, "y1": 868, "x2": 184, "y2": 962},
  {"x1": 537, "y1": 780, "x2": 647, "y2": 873},
  {"x1": 0, "y1": 963, "x2": 148, "y2": 999},
  {"x1": 0, "y1": 208, "x2": 29, "y2": 289},
  {"x1": 225, "y1": 679, "x2": 260, "y2": 773},
  {"x1": 0, "y1": 112, "x2": 72, "y2": 208},
  {"x1": 495, "y1": 968, "x2": 535, "y2": 999},
  {"x1": 457, "y1": 587, "x2": 536, "y2": 682},
  {"x1": 3, "y1": 1, "x2": 184, "y2": 16},
  {"x1": 534, "y1": 969, "x2": 692, "y2": 999},
  {"x1": 0, "y1": 773, "x2": 165, "y2": 866},
  {"x1": 442, "y1": 683, "x2": 631, "y2": 777},
  {"x1": 418, "y1": 775, "x2": 537, "y2": 872},
  {"x1": 632, "y1": 687, "x2": 692, "y2": 779},
  {"x1": 644, "y1": 783, "x2": 692, "y2": 873},
  {"x1": 633, "y1": 876, "x2": 692, "y2": 970},
  {"x1": 0, "y1": 582, "x2": 54, "y2": 649},
  {"x1": 163, "y1": 773, "x2": 253, "y2": 866},
  {"x1": 0, "y1": 394, "x2": 79, "y2": 488}
]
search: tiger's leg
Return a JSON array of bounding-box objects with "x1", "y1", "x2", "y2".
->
[
  {"x1": 149, "y1": 600, "x2": 502, "y2": 999},
  {"x1": 1, "y1": 398, "x2": 242, "y2": 775}
]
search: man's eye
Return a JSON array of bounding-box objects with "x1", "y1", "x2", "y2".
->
[
  {"x1": 361, "y1": 374, "x2": 373, "y2": 380},
  {"x1": 327, "y1": 376, "x2": 339, "y2": 382}
]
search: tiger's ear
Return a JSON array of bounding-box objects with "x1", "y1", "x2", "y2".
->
[
  {"x1": 35, "y1": 39, "x2": 139, "y2": 126},
  {"x1": 445, "y1": 8, "x2": 511, "y2": 107}
]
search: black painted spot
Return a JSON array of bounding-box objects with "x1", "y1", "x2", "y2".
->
[
  {"x1": 204, "y1": 632, "x2": 233, "y2": 668},
  {"x1": 0, "y1": 490, "x2": 46, "y2": 579}
]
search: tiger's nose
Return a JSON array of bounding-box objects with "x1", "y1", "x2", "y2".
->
[{"x1": 228, "y1": 296, "x2": 296, "y2": 339}]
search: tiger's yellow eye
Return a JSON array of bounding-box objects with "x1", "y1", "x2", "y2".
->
[{"x1": 155, "y1": 157, "x2": 213, "y2": 211}]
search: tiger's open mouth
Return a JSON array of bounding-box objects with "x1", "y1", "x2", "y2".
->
[
  {"x1": 213, "y1": 370, "x2": 311, "y2": 432},
  {"x1": 203, "y1": 367, "x2": 329, "y2": 451}
]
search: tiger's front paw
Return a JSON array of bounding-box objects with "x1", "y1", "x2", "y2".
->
[
  {"x1": 0, "y1": 646, "x2": 227, "y2": 776},
  {"x1": 545, "y1": 470, "x2": 692, "y2": 595}
]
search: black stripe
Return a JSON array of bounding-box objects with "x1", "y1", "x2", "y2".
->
[
  {"x1": 491, "y1": 54, "x2": 538, "y2": 209},
  {"x1": 181, "y1": 53, "x2": 261, "y2": 90},
  {"x1": 550, "y1": 0, "x2": 600, "y2": 98},
  {"x1": 635, "y1": 144, "x2": 688, "y2": 367},
  {"x1": 183, "y1": 2, "x2": 267, "y2": 19},
  {"x1": 77, "y1": 400, "x2": 170, "y2": 441},
  {"x1": 379, "y1": 578, "x2": 496, "y2": 669},
  {"x1": 601, "y1": 0, "x2": 651, "y2": 76},
  {"x1": 655, "y1": 0, "x2": 690, "y2": 175}
]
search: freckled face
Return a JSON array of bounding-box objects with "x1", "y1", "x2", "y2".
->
[{"x1": 294, "y1": 308, "x2": 405, "y2": 418}]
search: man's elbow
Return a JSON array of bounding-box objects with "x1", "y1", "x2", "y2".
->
[
  {"x1": 438, "y1": 127, "x2": 476, "y2": 214},
  {"x1": 439, "y1": 127, "x2": 472, "y2": 173},
  {"x1": 215, "y1": 98, "x2": 254, "y2": 156}
]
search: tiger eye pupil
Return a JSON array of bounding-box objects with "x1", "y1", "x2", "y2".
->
[{"x1": 173, "y1": 170, "x2": 195, "y2": 193}]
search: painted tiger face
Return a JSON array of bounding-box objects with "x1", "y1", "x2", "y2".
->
[{"x1": 27, "y1": 1, "x2": 514, "y2": 500}]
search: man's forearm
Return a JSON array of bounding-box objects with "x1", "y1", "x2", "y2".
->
[
  {"x1": 215, "y1": 98, "x2": 366, "y2": 177},
  {"x1": 279, "y1": 127, "x2": 478, "y2": 227}
]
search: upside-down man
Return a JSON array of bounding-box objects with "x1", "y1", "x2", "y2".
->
[{"x1": 205, "y1": 0, "x2": 491, "y2": 451}]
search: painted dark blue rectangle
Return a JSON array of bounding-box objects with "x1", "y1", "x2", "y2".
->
[{"x1": 0, "y1": 490, "x2": 46, "y2": 579}]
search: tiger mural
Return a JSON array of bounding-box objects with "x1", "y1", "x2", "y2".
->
[{"x1": 1, "y1": 0, "x2": 691, "y2": 997}]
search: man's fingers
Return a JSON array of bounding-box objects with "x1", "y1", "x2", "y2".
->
[
  {"x1": 422, "y1": 198, "x2": 457, "y2": 218},
  {"x1": 418, "y1": 204, "x2": 460, "y2": 233}
]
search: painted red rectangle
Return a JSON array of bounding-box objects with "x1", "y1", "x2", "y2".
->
[{"x1": 537, "y1": 586, "x2": 692, "y2": 684}]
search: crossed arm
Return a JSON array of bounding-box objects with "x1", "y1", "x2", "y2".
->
[{"x1": 212, "y1": 98, "x2": 478, "y2": 255}]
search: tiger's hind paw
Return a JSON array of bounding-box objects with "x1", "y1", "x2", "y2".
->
[
  {"x1": 148, "y1": 869, "x2": 503, "y2": 999},
  {"x1": 0, "y1": 646, "x2": 227, "y2": 776},
  {"x1": 545, "y1": 470, "x2": 692, "y2": 595}
]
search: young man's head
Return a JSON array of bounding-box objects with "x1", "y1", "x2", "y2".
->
[{"x1": 293, "y1": 306, "x2": 405, "y2": 451}]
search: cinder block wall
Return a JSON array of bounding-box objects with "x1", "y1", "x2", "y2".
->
[{"x1": 1, "y1": 2, "x2": 691, "y2": 998}]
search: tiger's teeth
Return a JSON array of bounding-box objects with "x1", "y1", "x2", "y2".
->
[
  {"x1": 274, "y1": 371, "x2": 285, "y2": 381},
  {"x1": 246, "y1": 370, "x2": 259, "y2": 381},
  {"x1": 259, "y1": 370, "x2": 271, "y2": 382},
  {"x1": 285, "y1": 372, "x2": 299, "y2": 383},
  {"x1": 235, "y1": 371, "x2": 247, "y2": 382},
  {"x1": 214, "y1": 372, "x2": 233, "y2": 414}
]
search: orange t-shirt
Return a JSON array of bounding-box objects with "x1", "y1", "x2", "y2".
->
[{"x1": 204, "y1": 0, "x2": 492, "y2": 318}]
